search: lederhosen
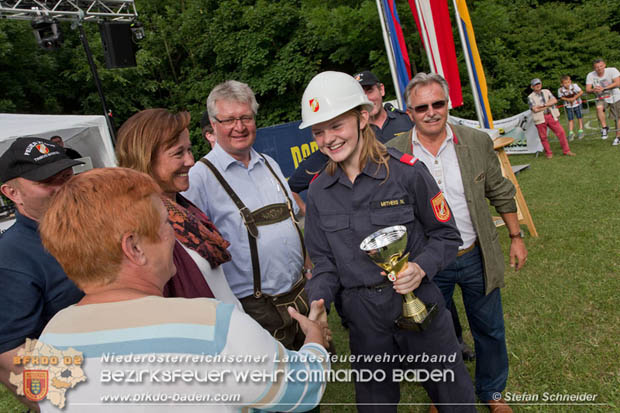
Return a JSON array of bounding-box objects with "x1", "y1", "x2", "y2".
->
[{"x1": 200, "y1": 156, "x2": 309, "y2": 350}]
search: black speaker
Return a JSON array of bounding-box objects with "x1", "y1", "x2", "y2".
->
[{"x1": 99, "y1": 22, "x2": 137, "y2": 69}]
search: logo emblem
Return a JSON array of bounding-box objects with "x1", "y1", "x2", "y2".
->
[
  {"x1": 35, "y1": 144, "x2": 49, "y2": 155},
  {"x1": 24, "y1": 370, "x2": 48, "y2": 401},
  {"x1": 10, "y1": 339, "x2": 86, "y2": 408},
  {"x1": 431, "y1": 192, "x2": 451, "y2": 222},
  {"x1": 309, "y1": 98, "x2": 319, "y2": 112}
]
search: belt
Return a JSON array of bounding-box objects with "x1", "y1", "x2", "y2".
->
[
  {"x1": 350, "y1": 280, "x2": 392, "y2": 291},
  {"x1": 457, "y1": 242, "x2": 476, "y2": 257}
]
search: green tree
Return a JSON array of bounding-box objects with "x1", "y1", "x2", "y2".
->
[{"x1": 2, "y1": 0, "x2": 619, "y2": 141}]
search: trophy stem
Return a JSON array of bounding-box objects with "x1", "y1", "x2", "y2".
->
[
  {"x1": 389, "y1": 253, "x2": 430, "y2": 324},
  {"x1": 402, "y1": 293, "x2": 429, "y2": 323},
  {"x1": 359, "y1": 226, "x2": 438, "y2": 331}
]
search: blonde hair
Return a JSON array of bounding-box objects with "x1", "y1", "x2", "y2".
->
[
  {"x1": 324, "y1": 109, "x2": 390, "y2": 180},
  {"x1": 115, "y1": 109, "x2": 190, "y2": 176}
]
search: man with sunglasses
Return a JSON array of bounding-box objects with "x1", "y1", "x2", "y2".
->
[
  {"x1": 0, "y1": 137, "x2": 84, "y2": 410},
  {"x1": 387, "y1": 73, "x2": 527, "y2": 413},
  {"x1": 183, "y1": 81, "x2": 319, "y2": 352}
]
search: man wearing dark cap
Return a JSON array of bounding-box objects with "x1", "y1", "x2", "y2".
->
[
  {"x1": 353, "y1": 70, "x2": 414, "y2": 142},
  {"x1": 527, "y1": 78, "x2": 575, "y2": 158},
  {"x1": 0, "y1": 137, "x2": 84, "y2": 408},
  {"x1": 288, "y1": 70, "x2": 413, "y2": 195}
]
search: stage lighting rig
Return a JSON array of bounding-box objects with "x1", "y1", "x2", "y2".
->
[
  {"x1": 0, "y1": 1, "x2": 141, "y2": 143},
  {"x1": 31, "y1": 16, "x2": 63, "y2": 50},
  {"x1": 130, "y1": 20, "x2": 145, "y2": 42}
]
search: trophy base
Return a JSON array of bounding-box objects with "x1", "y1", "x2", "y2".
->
[{"x1": 395, "y1": 303, "x2": 438, "y2": 331}]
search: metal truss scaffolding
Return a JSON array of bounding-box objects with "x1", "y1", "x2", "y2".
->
[
  {"x1": 1, "y1": 1, "x2": 141, "y2": 143},
  {"x1": 0, "y1": 0, "x2": 138, "y2": 22}
]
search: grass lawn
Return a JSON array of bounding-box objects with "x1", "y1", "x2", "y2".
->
[
  {"x1": 1, "y1": 110, "x2": 618, "y2": 412},
  {"x1": 319, "y1": 109, "x2": 619, "y2": 412}
]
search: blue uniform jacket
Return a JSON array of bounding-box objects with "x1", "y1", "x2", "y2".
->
[
  {"x1": 304, "y1": 149, "x2": 462, "y2": 310},
  {"x1": 289, "y1": 105, "x2": 413, "y2": 193}
]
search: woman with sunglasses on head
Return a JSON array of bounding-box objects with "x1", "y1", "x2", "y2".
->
[
  {"x1": 300, "y1": 72, "x2": 476, "y2": 412},
  {"x1": 115, "y1": 109, "x2": 241, "y2": 308}
]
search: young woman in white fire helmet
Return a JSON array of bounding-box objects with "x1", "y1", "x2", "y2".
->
[{"x1": 299, "y1": 71, "x2": 476, "y2": 412}]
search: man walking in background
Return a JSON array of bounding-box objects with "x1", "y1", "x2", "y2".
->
[{"x1": 586, "y1": 59, "x2": 620, "y2": 145}]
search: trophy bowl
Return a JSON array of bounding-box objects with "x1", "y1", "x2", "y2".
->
[{"x1": 360, "y1": 225, "x2": 437, "y2": 331}]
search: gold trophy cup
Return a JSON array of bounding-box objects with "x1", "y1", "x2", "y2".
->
[{"x1": 360, "y1": 225, "x2": 437, "y2": 331}]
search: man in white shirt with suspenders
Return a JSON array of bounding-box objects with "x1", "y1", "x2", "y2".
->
[{"x1": 183, "y1": 80, "x2": 320, "y2": 351}]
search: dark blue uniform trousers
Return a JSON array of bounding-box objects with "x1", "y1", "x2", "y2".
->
[
  {"x1": 342, "y1": 278, "x2": 476, "y2": 412},
  {"x1": 432, "y1": 245, "x2": 509, "y2": 401}
]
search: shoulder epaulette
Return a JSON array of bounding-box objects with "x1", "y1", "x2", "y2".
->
[
  {"x1": 399, "y1": 153, "x2": 418, "y2": 166},
  {"x1": 385, "y1": 103, "x2": 407, "y2": 115}
]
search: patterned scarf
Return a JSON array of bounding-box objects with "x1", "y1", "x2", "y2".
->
[{"x1": 161, "y1": 194, "x2": 231, "y2": 267}]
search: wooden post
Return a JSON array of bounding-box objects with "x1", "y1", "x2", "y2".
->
[{"x1": 493, "y1": 137, "x2": 539, "y2": 237}]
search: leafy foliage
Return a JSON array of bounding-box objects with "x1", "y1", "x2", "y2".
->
[
  {"x1": 1, "y1": 0, "x2": 619, "y2": 152},
  {"x1": 449, "y1": 0, "x2": 620, "y2": 120}
]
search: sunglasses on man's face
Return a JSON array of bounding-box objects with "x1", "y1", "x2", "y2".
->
[{"x1": 409, "y1": 100, "x2": 448, "y2": 114}]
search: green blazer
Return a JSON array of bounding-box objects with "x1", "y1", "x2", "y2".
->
[{"x1": 386, "y1": 124, "x2": 517, "y2": 295}]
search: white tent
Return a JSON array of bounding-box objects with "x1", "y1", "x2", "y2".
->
[
  {"x1": 0, "y1": 113, "x2": 117, "y2": 232},
  {"x1": 0, "y1": 113, "x2": 117, "y2": 168}
]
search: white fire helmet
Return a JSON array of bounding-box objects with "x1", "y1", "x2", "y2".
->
[{"x1": 299, "y1": 71, "x2": 373, "y2": 129}]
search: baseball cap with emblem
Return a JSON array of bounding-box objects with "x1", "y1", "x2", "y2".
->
[
  {"x1": 530, "y1": 78, "x2": 542, "y2": 87},
  {"x1": 353, "y1": 70, "x2": 380, "y2": 86},
  {"x1": 0, "y1": 137, "x2": 83, "y2": 183}
]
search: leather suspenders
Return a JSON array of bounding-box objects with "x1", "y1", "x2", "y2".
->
[
  {"x1": 199, "y1": 156, "x2": 306, "y2": 298},
  {"x1": 260, "y1": 156, "x2": 306, "y2": 257}
]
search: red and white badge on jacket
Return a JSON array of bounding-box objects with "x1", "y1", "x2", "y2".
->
[{"x1": 431, "y1": 192, "x2": 451, "y2": 222}]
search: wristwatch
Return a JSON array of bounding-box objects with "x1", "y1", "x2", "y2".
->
[
  {"x1": 303, "y1": 267, "x2": 313, "y2": 276},
  {"x1": 509, "y1": 231, "x2": 524, "y2": 239}
]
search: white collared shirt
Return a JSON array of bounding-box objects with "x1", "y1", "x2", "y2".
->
[
  {"x1": 411, "y1": 125, "x2": 477, "y2": 250},
  {"x1": 182, "y1": 144, "x2": 303, "y2": 298}
]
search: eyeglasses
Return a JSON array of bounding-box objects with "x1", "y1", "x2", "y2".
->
[
  {"x1": 213, "y1": 115, "x2": 255, "y2": 127},
  {"x1": 408, "y1": 100, "x2": 448, "y2": 114}
]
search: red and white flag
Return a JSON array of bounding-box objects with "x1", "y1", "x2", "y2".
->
[{"x1": 409, "y1": 0, "x2": 463, "y2": 108}]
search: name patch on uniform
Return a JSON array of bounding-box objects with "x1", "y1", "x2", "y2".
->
[
  {"x1": 430, "y1": 192, "x2": 451, "y2": 222},
  {"x1": 371, "y1": 197, "x2": 409, "y2": 209}
]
